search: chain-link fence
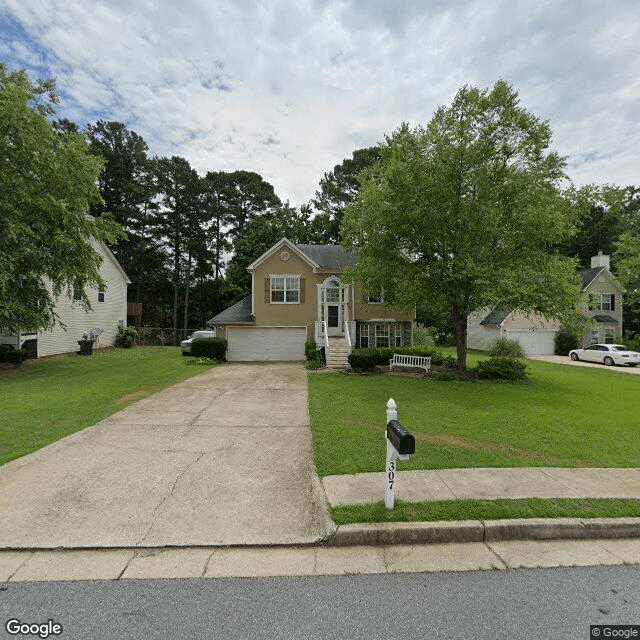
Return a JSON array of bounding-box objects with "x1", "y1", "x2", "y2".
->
[{"x1": 135, "y1": 327, "x2": 208, "y2": 346}]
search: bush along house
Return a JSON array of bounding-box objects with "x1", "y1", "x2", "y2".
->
[{"x1": 208, "y1": 238, "x2": 415, "y2": 367}]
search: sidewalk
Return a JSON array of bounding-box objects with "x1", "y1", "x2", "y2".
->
[{"x1": 322, "y1": 467, "x2": 640, "y2": 505}]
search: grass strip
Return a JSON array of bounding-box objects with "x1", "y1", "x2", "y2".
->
[{"x1": 331, "y1": 497, "x2": 640, "y2": 525}]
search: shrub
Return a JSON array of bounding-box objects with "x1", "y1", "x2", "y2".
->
[
  {"x1": 487, "y1": 337, "x2": 526, "y2": 358},
  {"x1": 473, "y1": 356, "x2": 529, "y2": 382},
  {"x1": 305, "y1": 340, "x2": 324, "y2": 362},
  {"x1": 306, "y1": 359, "x2": 325, "y2": 370},
  {"x1": 347, "y1": 345, "x2": 452, "y2": 371},
  {"x1": 0, "y1": 346, "x2": 27, "y2": 366},
  {"x1": 190, "y1": 337, "x2": 227, "y2": 361},
  {"x1": 412, "y1": 325, "x2": 436, "y2": 345},
  {"x1": 115, "y1": 325, "x2": 137, "y2": 348},
  {"x1": 554, "y1": 328, "x2": 580, "y2": 355}
]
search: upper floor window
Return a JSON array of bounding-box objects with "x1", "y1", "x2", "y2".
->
[
  {"x1": 271, "y1": 275, "x2": 300, "y2": 303},
  {"x1": 589, "y1": 293, "x2": 614, "y2": 311},
  {"x1": 98, "y1": 290, "x2": 105, "y2": 303}
]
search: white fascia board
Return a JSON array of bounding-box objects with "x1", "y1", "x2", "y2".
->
[
  {"x1": 246, "y1": 237, "x2": 321, "y2": 272},
  {"x1": 583, "y1": 268, "x2": 626, "y2": 295}
]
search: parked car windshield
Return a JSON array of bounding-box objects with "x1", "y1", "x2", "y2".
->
[
  {"x1": 190, "y1": 331, "x2": 215, "y2": 339},
  {"x1": 610, "y1": 345, "x2": 629, "y2": 351}
]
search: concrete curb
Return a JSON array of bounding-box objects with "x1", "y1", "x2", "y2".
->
[{"x1": 324, "y1": 517, "x2": 640, "y2": 546}]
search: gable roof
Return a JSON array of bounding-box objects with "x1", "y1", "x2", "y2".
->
[
  {"x1": 246, "y1": 237, "x2": 355, "y2": 272},
  {"x1": 207, "y1": 295, "x2": 254, "y2": 325},
  {"x1": 578, "y1": 266, "x2": 625, "y2": 293}
]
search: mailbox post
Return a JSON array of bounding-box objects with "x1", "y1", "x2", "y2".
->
[{"x1": 385, "y1": 398, "x2": 415, "y2": 509}]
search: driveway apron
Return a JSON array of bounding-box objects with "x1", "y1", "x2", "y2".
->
[{"x1": 0, "y1": 363, "x2": 334, "y2": 548}]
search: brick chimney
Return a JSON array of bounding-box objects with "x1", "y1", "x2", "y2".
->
[{"x1": 591, "y1": 250, "x2": 610, "y2": 269}]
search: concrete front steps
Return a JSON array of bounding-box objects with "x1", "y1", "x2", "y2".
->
[{"x1": 326, "y1": 338, "x2": 350, "y2": 369}]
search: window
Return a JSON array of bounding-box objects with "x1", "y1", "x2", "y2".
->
[
  {"x1": 589, "y1": 293, "x2": 614, "y2": 311},
  {"x1": 359, "y1": 324, "x2": 369, "y2": 348},
  {"x1": 98, "y1": 290, "x2": 105, "y2": 303},
  {"x1": 604, "y1": 329, "x2": 614, "y2": 343},
  {"x1": 271, "y1": 275, "x2": 299, "y2": 303},
  {"x1": 590, "y1": 329, "x2": 599, "y2": 344},
  {"x1": 375, "y1": 324, "x2": 389, "y2": 347}
]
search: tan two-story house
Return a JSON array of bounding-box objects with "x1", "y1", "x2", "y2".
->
[
  {"x1": 208, "y1": 238, "x2": 415, "y2": 365},
  {"x1": 467, "y1": 251, "x2": 626, "y2": 355}
]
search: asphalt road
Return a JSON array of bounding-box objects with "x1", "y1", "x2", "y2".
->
[{"x1": 2, "y1": 566, "x2": 639, "y2": 640}]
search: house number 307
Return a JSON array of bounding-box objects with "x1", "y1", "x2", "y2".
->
[{"x1": 388, "y1": 460, "x2": 396, "y2": 490}]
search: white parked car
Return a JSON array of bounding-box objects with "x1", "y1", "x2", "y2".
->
[
  {"x1": 181, "y1": 330, "x2": 216, "y2": 355},
  {"x1": 569, "y1": 344, "x2": 640, "y2": 367}
]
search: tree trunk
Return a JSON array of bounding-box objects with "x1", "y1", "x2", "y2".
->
[
  {"x1": 452, "y1": 304, "x2": 468, "y2": 373},
  {"x1": 183, "y1": 254, "x2": 191, "y2": 340}
]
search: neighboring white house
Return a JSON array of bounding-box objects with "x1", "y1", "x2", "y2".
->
[
  {"x1": 467, "y1": 252, "x2": 625, "y2": 356},
  {"x1": 1, "y1": 240, "x2": 130, "y2": 358}
]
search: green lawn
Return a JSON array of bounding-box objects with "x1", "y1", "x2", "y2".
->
[
  {"x1": 308, "y1": 355, "x2": 640, "y2": 477},
  {"x1": 0, "y1": 347, "x2": 217, "y2": 466}
]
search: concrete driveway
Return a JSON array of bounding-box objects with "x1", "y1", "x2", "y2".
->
[
  {"x1": 0, "y1": 363, "x2": 334, "y2": 548},
  {"x1": 529, "y1": 355, "x2": 640, "y2": 375}
]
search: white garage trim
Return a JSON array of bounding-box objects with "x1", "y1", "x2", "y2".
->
[
  {"x1": 505, "y1": 330, "x2": 558, "y2": 356},
  {"x1": 226, "y1": 326, "x2": 307, "y2": 362}
]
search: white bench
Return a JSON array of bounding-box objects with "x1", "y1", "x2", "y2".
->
[{"x1": 389, "y1": 354, "x2": 431, "y2": 373}]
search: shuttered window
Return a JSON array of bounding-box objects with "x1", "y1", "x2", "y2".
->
[{"x1": 270, "y1": 275, "x2": 301, "y2": 303}]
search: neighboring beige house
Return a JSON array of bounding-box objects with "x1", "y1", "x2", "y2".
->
[
  {"x1": 208, "y1": 238, "x2": 415, "y2": 365},
  {"x1": 467, "y1": 252, "x2": 625, "y2": 356},
  {"x1": 1, "y1": 240, "x2": 130, "y2": 358}
]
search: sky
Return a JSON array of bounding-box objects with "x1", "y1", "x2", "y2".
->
[{"x1": 1, "y1": 0, "x2": 639, "y2": 208}]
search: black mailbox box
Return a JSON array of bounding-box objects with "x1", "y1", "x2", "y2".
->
[{"x1": 386, "y1": 420, "x2": 415, "y2": 455}]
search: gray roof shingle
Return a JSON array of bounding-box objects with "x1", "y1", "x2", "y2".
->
[
  {"x1": 208, "y1": 295, "x2": 254, "y2": 325},
  {"x1": 296, "y1": 244, "x2": 355, "y2": 268}
]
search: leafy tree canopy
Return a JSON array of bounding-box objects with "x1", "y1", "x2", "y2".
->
[
  {"x1": 0, "y1": 65, "x2": 123, "y2": 333},
  {"x1": 341, "y1": 80, "x2": 583, "y2": 371},
  {"x1": 311, "y1": 146, "x2": 381, "y2": 243}
]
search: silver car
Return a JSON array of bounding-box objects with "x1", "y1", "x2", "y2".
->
[
  {"x1": 181, "y1": 330, "x2": 216, "y2": 355},
  {"x1": 569, "y1": 343, "x2": 640, "y2": 367}
]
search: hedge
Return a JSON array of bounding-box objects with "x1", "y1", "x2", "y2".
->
[
  {"x1": 190, "y1": 337, "x2": 228, "y2": 361},
  {"x1": 348, "y1": 346, "x2": 456, "y2": 371}
]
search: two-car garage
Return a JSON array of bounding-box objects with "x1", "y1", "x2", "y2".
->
[{"x1": 226, "y1": 327, "x2": 307, "y2": 362}]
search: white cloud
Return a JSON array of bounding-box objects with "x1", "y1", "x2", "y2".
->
[{"x1": 2, "y1": 0, "x2": 640, "y2": 203}]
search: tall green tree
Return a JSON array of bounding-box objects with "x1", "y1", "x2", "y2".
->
[
  {"x1": 223, "y1": 170, "x2": 281, "y2": 240},
  {"x1": 311, "y1": 146, "x2": 381, "y2": 243},
  {"x1": 0, "y1": 65, "x2": 123, "y2": 332},
  {"x1": 341, "y1": 81, "x2": 583, "y2": 372},
  {"x1": 152, "y1": 156, "x2": 203, "y2": 341},
  {"x1": 562, "y1": 184, "x2": 627, "y2": 268},
  {"x1": 85, "y1": 120, "x2": 164, "y2": 305}
]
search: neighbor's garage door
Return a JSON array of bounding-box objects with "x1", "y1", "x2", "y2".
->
[
  {"x1": 226, "y1": 327, "x2": 306, "y2": 362},
  {"x1": 506, "y1": 330, "x2": 557, "y2": 356}
]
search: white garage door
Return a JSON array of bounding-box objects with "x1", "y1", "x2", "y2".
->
[
  {"x1": 506, "y1": 330, "x2": 557, "y2": 356},
  {"x1": 226, "y1": 327, "x2": 306, "y2": 362}
]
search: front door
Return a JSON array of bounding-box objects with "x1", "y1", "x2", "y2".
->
[{"x1": 327, "y1": 305, "x2": 339, "y2": 332}]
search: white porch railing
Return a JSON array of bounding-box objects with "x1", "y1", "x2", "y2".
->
[
  {"x1": 344, "y1": 321, "x2": 353, "y2": 351},
  {"x1": 315, "y1": 320, "x2": 330, "y2": 349}
]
